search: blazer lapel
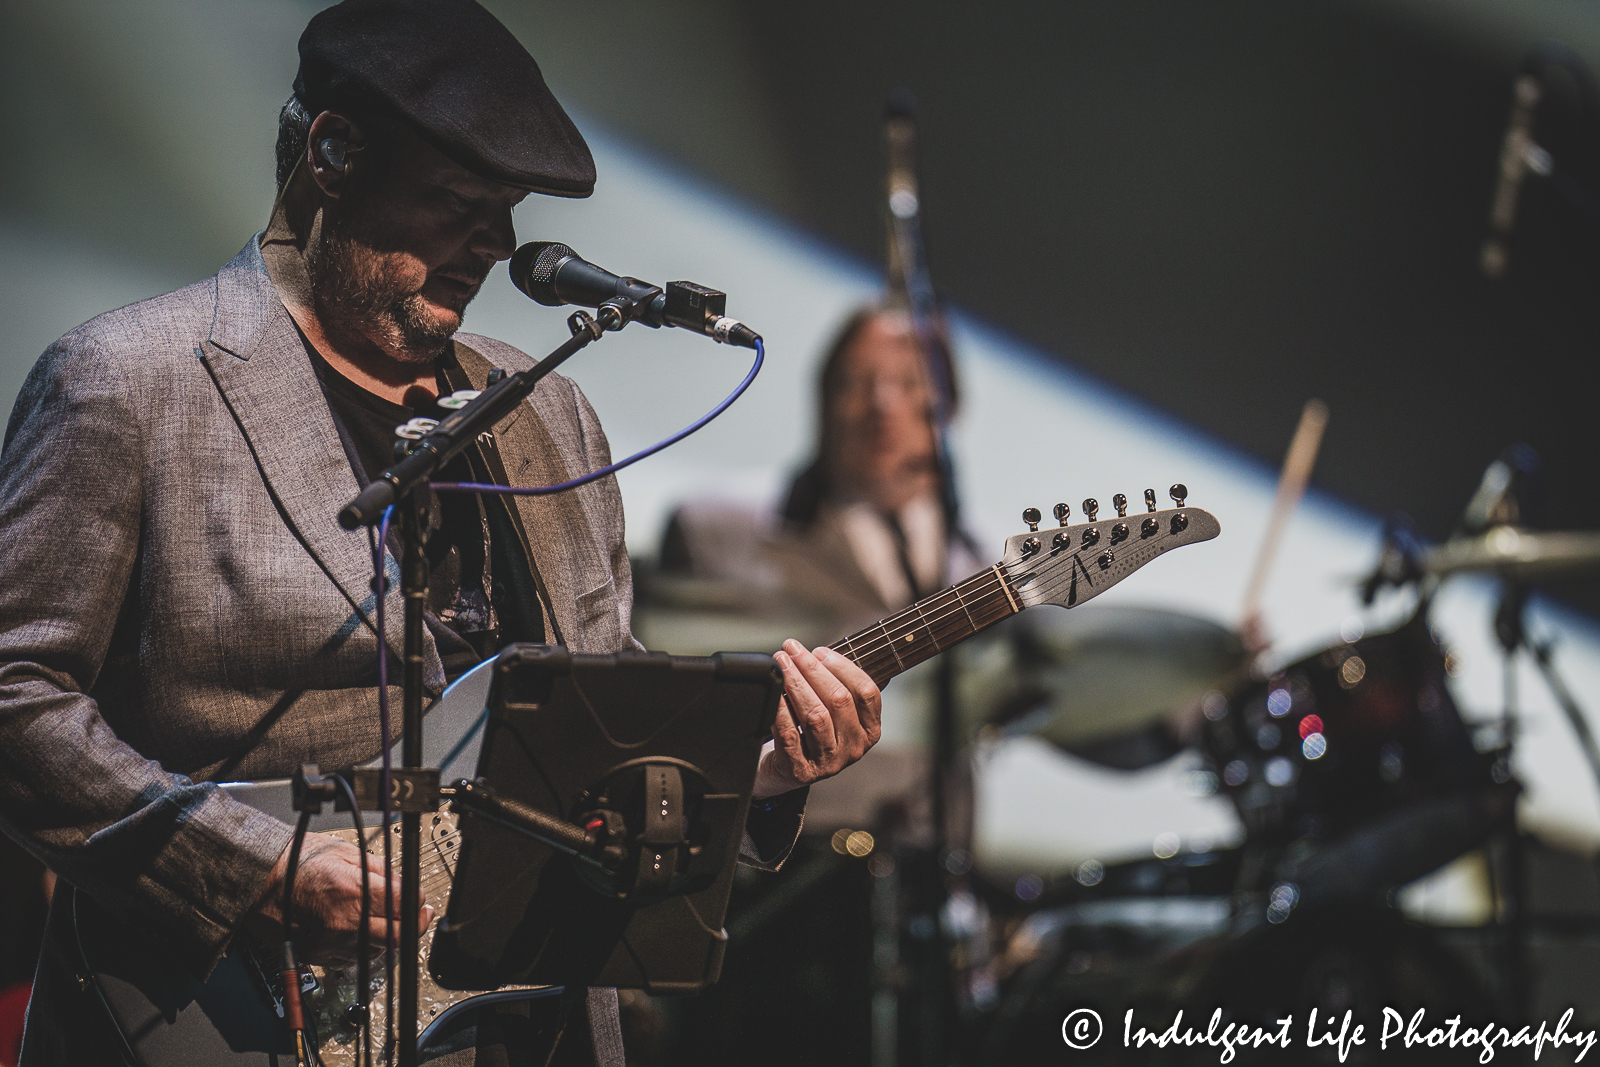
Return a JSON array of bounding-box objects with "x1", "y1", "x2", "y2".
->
[
  {"x1": 453, "y1": 342, "x2": 608, "y2": 646},
  {"x1": 200, "y1": 240, "x2": 435, "y2": 687}
]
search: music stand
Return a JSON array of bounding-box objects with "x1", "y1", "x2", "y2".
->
[{"x1": 430, "y1": 644, "x2": 781, "y2": 994}]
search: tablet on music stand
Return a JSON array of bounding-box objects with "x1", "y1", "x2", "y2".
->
[{"x1": 429, "y1": 644, "x2": 781, "y2": 994}]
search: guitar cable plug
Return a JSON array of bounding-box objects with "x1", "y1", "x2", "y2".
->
[
  {"x1": 280, "y1": 802, "x2": 317, "y2": 1066},
  {"x1": 280, "y1": 940, "x2": 312, "y2": 1066}
]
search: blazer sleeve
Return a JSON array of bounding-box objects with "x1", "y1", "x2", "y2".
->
[{"x1": 0, "y1": 338, "x2": 292, "y2": 977}]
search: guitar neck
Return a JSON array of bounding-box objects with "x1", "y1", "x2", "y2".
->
[{"x1": 832, "y1": 564, "x2": 1021, "y2": 687}]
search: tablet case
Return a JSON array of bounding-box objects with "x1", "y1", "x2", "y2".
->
[{"x1": 429, "y1": 644, "x2": 781, "y2": 994}]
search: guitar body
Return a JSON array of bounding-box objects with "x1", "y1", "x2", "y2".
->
[{"x1": 76, "y1": 660, "x2": 558, "y2": 1066}]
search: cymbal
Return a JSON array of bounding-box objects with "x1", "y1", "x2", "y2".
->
[
  {"x1": 1423, "y1": 527, "x2": 1600, "y2": 582},
  {"x1": 982, "y1": 606, "x2": 1247, "y2": 750}
]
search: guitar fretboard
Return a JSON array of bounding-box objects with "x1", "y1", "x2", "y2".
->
[{"x1": 833, "y1": 564, "x2": 1021, "y2": 686}]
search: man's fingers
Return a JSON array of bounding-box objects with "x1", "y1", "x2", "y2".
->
[
  {"x1": 814, "y1": 646, "x2": 882, "y2": 741},
  {"x1": 360, "y1": 905, "x2": 433, "y2": 948},
  {"x1": 777, "y1": 645, "x2": 838, "y2": 758},
  {"x1": 787, "y1": 640, "x2": 870, "y2": 754},
  {"x1": 784, "y1": 639, "x2": 853, "y2": 709}
]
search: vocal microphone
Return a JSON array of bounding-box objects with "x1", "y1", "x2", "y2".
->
[
  {"x1": 1481, "y1": 74, "x2": 1552, "y2": 278},
  {"x1": 509, "y1": 241, "x2": 760, "y2": 348}
]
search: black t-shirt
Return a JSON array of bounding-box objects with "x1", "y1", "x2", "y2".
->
[{"x1": 304, "y1": 339, "x2": 545, "y2": 679}]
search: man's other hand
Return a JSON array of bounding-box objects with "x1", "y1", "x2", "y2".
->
[
  {"x1": 754, "y1": 639, "x2": 882, "y2": 799},
  {"x1": 246, "y1": 835, "x2": 431, "y2": 967}
]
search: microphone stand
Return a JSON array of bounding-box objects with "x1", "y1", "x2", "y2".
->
[
  {"x1": 885, "y1": 90, "x2": 975, "y2": 1067},
  {"x1": 338, "y1": 310, "x2": 607, "y2": 1067}
]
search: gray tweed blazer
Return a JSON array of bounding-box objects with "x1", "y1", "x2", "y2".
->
[{"x1": 0, "y1": 238, "x2": 652, "y2": 976}]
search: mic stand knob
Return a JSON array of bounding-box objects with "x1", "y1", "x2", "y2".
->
[{"x1": 596, "y1": 299, "x2": 633, "y2": 332}]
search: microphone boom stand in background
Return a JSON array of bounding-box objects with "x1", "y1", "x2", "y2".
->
[
  {"x1": 339, "y1": 309, "x2": 609, "y2": 1067},
  {"x1": 884, "y1": 89, "x2": 977, "y2": 1067}
]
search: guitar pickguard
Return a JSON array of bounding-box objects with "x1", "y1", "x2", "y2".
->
[{"x1": 247, "y1": 805, "x2": 550, "y2": 1066}]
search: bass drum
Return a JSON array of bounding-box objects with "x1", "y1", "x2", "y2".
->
[{"x1": 1198, "y1": 611, "x2": 1491, "y2": 847}]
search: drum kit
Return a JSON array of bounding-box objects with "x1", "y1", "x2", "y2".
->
[{"x1": 972, "y1": 452, "x2": 1600, "y2": 1063}]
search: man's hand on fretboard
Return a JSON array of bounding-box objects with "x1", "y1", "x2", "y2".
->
[{"x1": 753, "y1": 640, "x2": 882, "y2": 798}]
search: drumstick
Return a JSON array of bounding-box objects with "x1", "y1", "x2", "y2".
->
[{"x1": 1240, "y1": 398, "x2": 1330, "y2": 624}]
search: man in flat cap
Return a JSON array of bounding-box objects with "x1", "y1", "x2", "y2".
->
[{"x1": 0, "y1": 1, "x2": 881, "y2": 1064}]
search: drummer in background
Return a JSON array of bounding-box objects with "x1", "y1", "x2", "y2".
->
[
  {"x1": 660, "y1": 305, "x2": 977, "y2": 635},
  {"x1": 658, "y1": 305, "x2": 981, "y2": 837}
]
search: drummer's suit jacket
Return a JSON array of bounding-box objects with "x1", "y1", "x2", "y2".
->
[{"x1": 0, "y1": 238, "x2": 801, "y2": 1064}]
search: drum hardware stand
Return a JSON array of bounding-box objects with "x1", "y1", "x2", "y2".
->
[
  {"x1": 870, "y1": 800, "x2": 906, "y2": 1067},
  {"x1": 1491, "y1": 580, "x2": 1535, "y2": 1017},
  {"x1": 337, "y1": 310, "x2": 609, "y2": 1067},
  {"x1": 1527, "y1": 639, "x2": 1600, "y2": 796},
  {"x1": 1491, "y1": 577, "x2": 1600, "y2": 1017}
]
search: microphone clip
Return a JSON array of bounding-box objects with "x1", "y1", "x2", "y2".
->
[{"x1": 568, "y1": 309, "x2": 603, "y2": 341}]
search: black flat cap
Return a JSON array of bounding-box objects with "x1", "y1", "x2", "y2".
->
[{"x1": 295, "y1": 0, "x2": 595, "y2": 197}]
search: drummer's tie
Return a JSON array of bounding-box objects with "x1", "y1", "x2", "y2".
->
[{"x1": 881, "y1": 509, "x2": 923, "y2": 606}]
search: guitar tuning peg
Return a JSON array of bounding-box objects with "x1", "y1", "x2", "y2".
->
[
  {"x1": 1113, "y1": 493, "x2": 1128, "y2": 518},
  {"x1": 1145, "y1": 489, "x2": 1157, "y2": 513},
  {"x1": 1170, "y1": 483, "x2": 1188, "y2": 507},
  {"x1": 1053, "y1": 502, "x2": 1071, "y2": 526},
  {"x1": 1083, "y1": 498, "x2": 1099, "y2": 522},
  {"x1": 1022, "y1": 507, "x2": 1041, "y2": 532}
]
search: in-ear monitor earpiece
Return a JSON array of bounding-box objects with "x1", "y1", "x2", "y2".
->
[{"x1": 317, "y1": 137, "x2": 362, "y2": 175}]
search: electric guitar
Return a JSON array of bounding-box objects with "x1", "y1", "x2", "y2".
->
[{"x1": 74, "y1": 491, "x2": 1219, "y2": 1066}]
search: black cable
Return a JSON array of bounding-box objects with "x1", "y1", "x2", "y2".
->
[
  {"x1": 69, "y1": 886, "x2": 148, "y2": 1067},
  {"x1": 281, "y1": 807, "x2": 315, "y2": 1067},
  {"x1": 282, "y1": 807, "x2": 314, "y2": 956},
  {"x1": 333, "y1": 772, "x2": 374, "y2": 1067}
]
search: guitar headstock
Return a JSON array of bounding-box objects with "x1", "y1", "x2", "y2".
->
[{"x1": 997, "y1": 484, "x2": 1220, "y2": 610}]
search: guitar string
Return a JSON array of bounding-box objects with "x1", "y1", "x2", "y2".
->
[
  {"x1": 834, "y1": 526, "x2": 1171, "y2": 665},
  {"x1": 837, "y1": 529, "x2": 1174, "y2": 670},
  {"x1": 829, "y1": 565, "x2": 1027, "y2": 668},
  {"x1": 885, "y1": 515, "x2": 1193, "y2": 649}
]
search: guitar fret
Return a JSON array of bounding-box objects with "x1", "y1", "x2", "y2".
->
[
  {"x1": 956, "y1": 571, "x2": 1002, "y2": 633},
  {"x1": 880, "y1": 619, "x2": 906, "y2": 672},
  {"x1": 911, "y1": 594, "x2": 941, "y2": 651},
  {"x1": 991, "y1": 563, "x2": 1021, "y2": 614},
  {"x1": 951, "y1": 579, "x2": 978, "y2": 631},
  {"x1": 928, "y1": 586, "x2": 971, "y2": 649},
  {"x1": 835, "y1": 566, "x2": 1022, "y2": 687},
  {"x1": 834, "y1": 516, "x2": 1183, "y2": 685}
]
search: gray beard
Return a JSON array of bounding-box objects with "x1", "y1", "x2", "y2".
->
[{"x1": 305, "y1": 223, "x2": 463, "y2": 366}]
